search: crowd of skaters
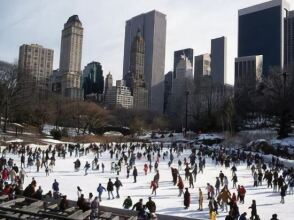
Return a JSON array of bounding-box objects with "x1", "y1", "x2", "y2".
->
[{"x1": 0, "y1": 142, "x2": 293, "y2": 220}]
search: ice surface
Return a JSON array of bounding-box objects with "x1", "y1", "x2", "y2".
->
[{"x1": 3, "y1": 144, "x2": 290, "y2": 220}]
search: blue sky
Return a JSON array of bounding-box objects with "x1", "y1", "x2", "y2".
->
[{"x1": 0, "y1": 0, "x2": 293, "y2": 84}]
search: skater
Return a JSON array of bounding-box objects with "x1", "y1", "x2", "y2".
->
[
  {"x1": 97, "y1": 183, "x2": 106, "y2": 202},
  {"x1": 133, "y1": 166, "x2": 138, "y2": 183},
  {"x1": 280, "y1": 184, "x2": 287, "y2": 204},
  {"x1": 143, "y1": 164, "x2": 148, "y2": 175},
  {"x1": 239, "y1": 185, "x2": 246, "y2": 204},
  {"x1": 177, "y1": 175, "x2": 184, "y2": 197},
  {"x1": 102, "y1": 163, "x2": 105, "y2": 173},
  {"x1": 215, "y1": 177, "x2": 220, "y2": 196},
  {"x1": 123, "y1": 196, "x2": 133, "y2": 209},
  {"x1": 249, "y1": 200, "x2": 258, "y2": 220},
  {"x1": 107, "y1": 178, "x2": 115, "y2": 199},
  {"x1": 114, "y1": 177, "x2": 123, "y2": 198},
  {"x1": 84, "y1": 161, "x2": 90, "y2": 175},
  {"x1": 52, "y1": 179, "x2": 59, "y2": 198},
  {"x1": 150, "y1": 180, "x2": 158, "y2": 195},
  {"x1": 198, "y1": 188, "x2": 203, "y2": 211},
  {"x1": 219, "y1": 171, "x2": 224, "y2": 186},
  {"x1": 183, "y1": 188, "x2": 190, "y2": 209},
  {"x1": 232, "y1": 174, "x2": 238, "y2": 189},
  {"x1": 189, "y1": 173, "x2": 194, "y2": 188}
]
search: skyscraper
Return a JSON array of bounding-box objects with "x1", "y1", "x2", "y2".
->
[
  {"x1": 168, "y1": 55, "x2": 193, "y2": 124},
  {"x1": 163, "y1": 71, "x2": 172, "y2": 114},
  {"x1": 173, "y1": 48, "x2": 193, "y2": 79},
  {"x1": 285, "y1": 10, "x2": 294, "y2": 71},
  {"x1": 238, "y1": 0, "x2": 289, "y2": 75},
  {"x1": 194, "y1": 53, "x2": 211, "y2": 83},
  {"x1": 104, "y1": 72, "x2": 113, "y2": 94},
  {"x1": 126, "y1": 29, "x2": 148, "y2": 110},
  {"x1": 59, "y1": 15, "x2": 83, "y2": 99},
  {"x1": 18, "y1": 44, "x2": 53, "y2": 92},
  {"x1": 123, "y1": 10, "x2": 166, "y2": 112},
  {"x1": 211, "y1": 36, "x2": 227, "y2": 85},
  {"x1": 82, "y1": 61, "x2": 104, "y2": 100},
  {"x1": 235, "y1": 55, "x2": 263, "y2": 90}
]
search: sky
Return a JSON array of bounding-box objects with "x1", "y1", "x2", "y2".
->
[{"x1": 0, "y1": 0, "x2": 293, "y2": 85}]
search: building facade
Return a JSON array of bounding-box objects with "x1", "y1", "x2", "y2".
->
[
  {"x1": 211, "y1": 36, "x2": 227, "y2": 85},
  {"x1": 82, "y1": 61, "x2": 104, "y2": 100},
  {"x1": 235, "y1": 55, "x2": 263, "y2": 90},
  {"x1": 126, "y1": 29, "x2": 148, "y2": 110},
  {"x1": 238, "y1": 0, "x2": 289, "y2": 75},
  {"x1": 123, "y1": 10, "x2": 166, "y2": 112},
  {"x1": 194, "y1": 53, "x2": 211, "y2": 83},
  {"x1": 168, "y1": 55, "x2": 193, "y2": 127},
  {"x1": 104, "y1": 72, "x2": 113, "y2": 95},
  {"x1": 285, "y1": 10, "x2": 294, "y2": 72},
  {"x1": 18, "y1": 44, "x2": 54, "y2": 82},
  {"x1": 105, "y1": 80, "x2": 133, "y2": 109},
  {"x1": 18, "y1": 44, "x2": 54, "y2": 93},
  {"x1": 59, "y1": 15, "x2": 83, "y2": 99},
  {"x1": 174, "y1": 48, "x2": 193, "y2": 79},
  {"x1": 163, "y1": 71, "x2": 173, "y2": 114}
]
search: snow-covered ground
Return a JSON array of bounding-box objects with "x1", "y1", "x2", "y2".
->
[{"x1": 2, "y1": 145, "x2": 290, "y2": 220}]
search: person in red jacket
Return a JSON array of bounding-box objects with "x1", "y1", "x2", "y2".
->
[
  {"x1": 177, "y1": 175, "x2": 184, "y2": 197},
  {"x1": 239, "y1": 185, "x2": 246, "y2": 204},
  {"x1": 2, "y1": 168, "x2": 9, "y2": 181},
  {"x1": 150, "y1": 180, "x2": 158, "y2": 195},
  {"x1": 143, "y1": 164, "x2": 148, "y2": 175}
]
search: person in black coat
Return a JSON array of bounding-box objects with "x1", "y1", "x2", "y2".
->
[
  {"x1": 249, "y1": 200, "x2": 257, "y2": 220},
  {"x1": 23, "y1": 182, "x2": 36, "y2": 198},
  {"x1": 239, "y1": 212, "x2": 247, "y2": 220},
  {"x1": 59, "y1": 195, "x2": 69, "y2": 211},
  {"x1": 114, "y1": 177, "x2": 123, "y2": 198},
  {"x1": 107, "y1": 178, "x2": 114, "y2": 199},
  {"x1": 132, "y1": 199, "x2": 147, "y2": 218},
  {"x1": 183, "y1": 188, "x2": 190, "y2": 209},
  {"x1": 133, "y1": 166, "x2": 138, "y2": 183},
  {"x1": 280, "y1": 184, "x2": 287, "y2": 204}
]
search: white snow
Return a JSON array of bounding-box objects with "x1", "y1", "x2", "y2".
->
[
  {"x1": 3, "y1": 144, "x2": 294, "y2": 220},
  {"x1": 5, "y1": 138, "x2": 23, "y2": 143}
]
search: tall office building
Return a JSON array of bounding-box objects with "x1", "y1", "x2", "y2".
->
[
  {"x1": 126, "y1": 29, "x2": 148, "y2": 110},
  {"x1": 173, "y1": 48, "x2": 193, "y2": 79},
  {"x1": 168, "y1": 56, "x2": 193, "y2": 122},
  {"x1": 104, "y1": 72, "x2": 113, "y2": 94},
  {"x1": 194, "y1": 53, "x2": 211, "y2": 83},
  {"x1": 59, "y1": 15, "x2": 83, "y2": 99},
  {"x1": 82, "y1": 62, "x2": 104, "y2": 99},
  {"x1": 211, "y1": 36, "x2": 227, "y2": 85},
  {"x1": 235, "y1": 55, "x2": 263, "y2": 90},
  {"x1": 123, "y1": 10, "x2": 166, "y2": 112},
  {"x1": 238, "y1": 0, "x2": 289, "y2": 75},
  {"x1": 285, "y1": 10, "x2": 294, "y2": 71},
  {"x1": 18, "y1": 44, "x2": 53, "y2": 92},
  {"x1": 163, "y1": 71, "x2": 173, "y2": 114}
]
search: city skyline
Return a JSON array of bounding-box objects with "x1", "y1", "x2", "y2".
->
[{"x1": 1, "y1": 0, "x2": 293, "y2": 85}]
